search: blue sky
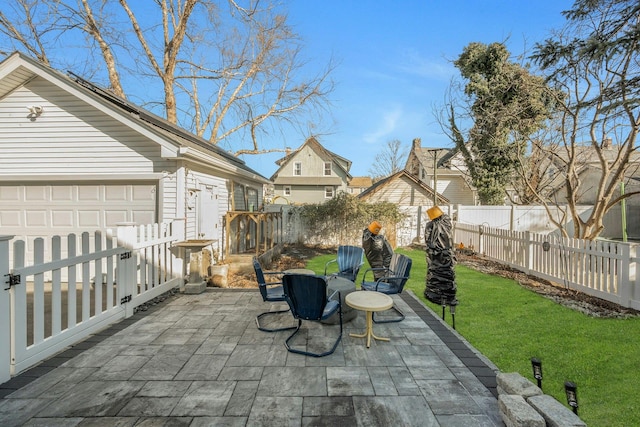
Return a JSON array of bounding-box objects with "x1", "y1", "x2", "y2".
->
[{"x1": 239, "y1": 0, "x2": 574, "y2": 178}]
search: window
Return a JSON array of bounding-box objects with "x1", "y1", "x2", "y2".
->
[
  {"x1": 325, "y1": 186, "x2": 334, "y2": 198},
  {"x1": 293, "y1": 162, "x2": 302, "y2": 176},
  {"x1": 324, "y1": 162, "x2": 331, "y2": 176},
  {"x1": 247, "y1": 188, "x2": 258, "y2": 212},
  {"x1": 284, "y1": 186, "x2": 291, "y2": 196}
]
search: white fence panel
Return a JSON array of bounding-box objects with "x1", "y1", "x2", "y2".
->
[
  {"x1": 455, "y1": 204, "x2": 637, "y2": 239},
  {"x1": 453, "y1": 222, "x2": 640, "y2": 310},
  {"x1": 10, "y1": 231, "x2": 128, "y2": 375},
  {"x1": 5, "y1": 221, "x2": 182, "y2": 377},
  {"x1": 1, "y1": 236, "x2": 11, "y2": 384}
]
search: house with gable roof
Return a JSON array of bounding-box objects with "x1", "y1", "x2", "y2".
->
[
  {"x1": 358, "y1": 169, "x2": 449, "y2": 207},
  {"x1": 270, "y1": 137, "x2": 352, "y2": 204},
  {"x1": 0, "y1": 51, "x2": 270, "y2": 261},
  {"x1": 405, "y1": 138, "x2": 476, "y2": 205}
]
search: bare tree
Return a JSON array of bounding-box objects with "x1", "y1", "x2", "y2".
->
[
  {"x1": 531, "y1": 0, "x2": 640, "y2": 239},
  {"x1": 368, "y1": 139, "x2": 408, "y2": 181},
  {"x1": 0, "y1": 0, "x2": 59, "y2": 64},
  {"x1": 0, "y1": 0, "x2": 335, "y2": 157}
]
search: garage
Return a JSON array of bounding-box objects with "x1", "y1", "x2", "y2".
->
[{"x1": 0, "y1": 182, "x2": 157, "y2": 244}]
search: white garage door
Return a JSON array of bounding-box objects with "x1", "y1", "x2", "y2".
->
[{"x1": 0, "y1": 182, "x2": 157, "y2": 249}]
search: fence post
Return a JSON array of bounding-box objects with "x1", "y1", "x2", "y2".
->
[
  {"x1": 619, "y1": 243, "x2": 632, "y2": 308},
  {"x1": 524, "y1": 231, "x2": 531, "y2": 275},
  {"x1": 116, "y1": 223, "x2": 137, "y2": 318},
  {"x1": 0, "y1": 235, "x2": 13, "y2": 384}
]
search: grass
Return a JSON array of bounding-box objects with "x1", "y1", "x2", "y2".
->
[{"x1": 305, "y1": 247, "x2": 640, "y2": 426}]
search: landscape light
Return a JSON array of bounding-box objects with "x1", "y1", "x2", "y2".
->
[
  {"x1": 450, "y1": 303, "x2": 456, "y2": 330},
  {"x1": 530, "y1": 357, "x2": 543, "y2": 389},
  {"x1": 564, "y1": 381, "x2": 579, "y2": 415}
]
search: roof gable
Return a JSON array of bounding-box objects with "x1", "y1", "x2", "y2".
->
[
  {"x1": 358, "y1": 169, "x2": 449, "y2": 205},
  {"x1": 271, "y1": 136, "x2": 352, "y2": 180},
  {"x1": 0, "y1": 51, "x2": 269, "y2": 183}
]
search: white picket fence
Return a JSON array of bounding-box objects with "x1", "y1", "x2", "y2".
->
[
  {"x1": 1, "y1": 221, "x2": 184, "y2": 383},
  {"x1": 453, "y1": 222, "x2": 640, "y2": 310}
]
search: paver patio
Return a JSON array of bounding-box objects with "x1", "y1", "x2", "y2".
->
[{"x1": 0, "y1": 288, "x2": 503, "y2": 426}]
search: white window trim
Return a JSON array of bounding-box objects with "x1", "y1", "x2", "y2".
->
[
  {"x1": 324, "y1": 186, "x2": 334, "y2": 198},
  {"x1": 284, "y1": 186, "x2": 291, "y2": 196},
  {"x1": 293, "y1": 162, "x2": 302, "y2": 176},
  {"x1": 324, "y1": 162, "x2": 332, "y2": 176}
]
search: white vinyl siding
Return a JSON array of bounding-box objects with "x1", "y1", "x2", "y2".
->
[
  {"x1": 437, "y1": 176, "x2": 475, "y2": 205},
  {"x1": 0, "y1": 78, "x2": 170, "y2": 176},
  {"x1": 0, "y1": 55, "x2": 268, "y2": 253}
]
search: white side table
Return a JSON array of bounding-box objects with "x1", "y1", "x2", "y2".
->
[{"x1": 345, "y1": 291, "x2": 393, "y2": 348}]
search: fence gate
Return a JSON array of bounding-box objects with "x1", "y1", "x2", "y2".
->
[{"x1": 2, "y1": 222, "x2": 182, "y2": 379}]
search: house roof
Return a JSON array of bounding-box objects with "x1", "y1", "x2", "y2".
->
[
  {"x1": 358, "y1": 169, "x2": 450, "y2": 205},
  {"x1": 411, "y1": 146, "x2": 456, "y2": 169},
  {"x1": 0, "y1": 51, "x2": 270, "y2": 184},
  {"x1": 349, "y1": 176, "x2": 373, "y2": 188},
  {"x1": 271, "y1": 136, "x2": 352, "y2": 180}
]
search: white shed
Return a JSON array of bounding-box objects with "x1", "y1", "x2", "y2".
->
[{"x1": 0, "y1": 52, "x2": 270, "y2": 262}]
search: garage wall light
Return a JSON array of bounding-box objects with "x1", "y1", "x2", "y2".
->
[{"x1": 27, "y1": 105, "x2": 44, "y2": 118}]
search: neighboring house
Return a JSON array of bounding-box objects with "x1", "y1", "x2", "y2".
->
[
  {"x1": 347, "y1": 176, "x2": 372, "y2": 195},
  {"x1": 0, "y1": 52, "x2": 270, "y2": 262},
  {"x1": 357, "y1": 169, "x2": 450, "y2": 247},
  {"x1": 405, "y1": 138, "x2": 476, "y2": 205},
  {"x1": 358, "y1": 169, "x2": 449, "y2": 208},
  {"x1": 270, "y1": 137, "x2": 352, "y2": 204},
  {"x1": 545, "y1": 139, "x2": 640, "y2": 206}
]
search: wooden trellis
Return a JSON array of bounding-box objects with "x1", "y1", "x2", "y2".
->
[{"x1": 224, "y1": 211, "x2": 283, "y2": 258}]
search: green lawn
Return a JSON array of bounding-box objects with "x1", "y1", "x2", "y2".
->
[{"x1": 306, "y1": 247, "x2": 640, "y2": 426}]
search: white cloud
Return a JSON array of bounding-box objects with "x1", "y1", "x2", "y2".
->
[
  {"x1": 362, "y1": 106, "x2": 403, "y2": 144},
  {"x1": 397, "y1": 49, "x2": 456, "y2": 81}
]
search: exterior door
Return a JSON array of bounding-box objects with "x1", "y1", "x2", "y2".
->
[{"x1": 198, "y1": 184, "x2": 219, "y2": 240}]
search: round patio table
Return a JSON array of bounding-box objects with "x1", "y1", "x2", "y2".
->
[{"x1": 345, "y1": 291, "x2": 393, "y2": 348}]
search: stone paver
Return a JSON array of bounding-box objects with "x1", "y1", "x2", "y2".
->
[{"x1": 0, "y1": 289, "x2": 503, "y2": 426}]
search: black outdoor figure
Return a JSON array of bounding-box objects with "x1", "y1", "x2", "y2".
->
[
  {"x1": 424, "y1": 207, "x2": 458, "y2": 306},
  {"x1": 362, "y1": 220, "x2": 393, "y2": 280}
]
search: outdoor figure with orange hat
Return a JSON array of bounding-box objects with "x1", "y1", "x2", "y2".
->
[
  {"x1": 362, "y1": 220, "x2": 394, "y2": 280},
  {"x1": 424, "y1": 206, "x2": 458, "y2": 307}
]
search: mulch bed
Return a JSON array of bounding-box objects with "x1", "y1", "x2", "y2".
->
[{"x1": 456, "y1": 251, "x2": 640, "y2": 319}]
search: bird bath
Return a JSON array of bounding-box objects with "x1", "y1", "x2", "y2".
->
[{"x1": 174, "y1": 239, "x2": 216, "y2": 294}]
